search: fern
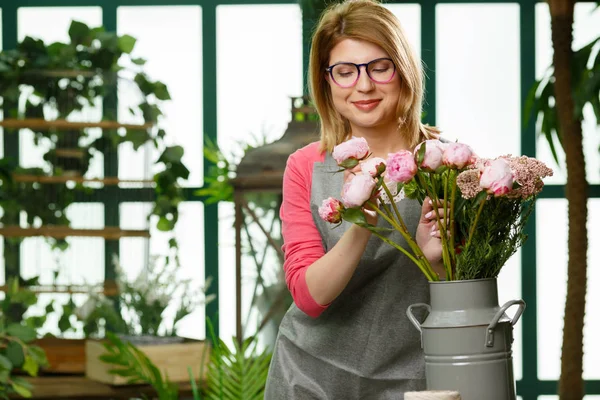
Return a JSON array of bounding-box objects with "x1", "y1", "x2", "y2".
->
[
  {"x1": 99, "y1": 332, "x2": 179, "y2": 400},
  {"x1": 203, "y1": 319, "x2": 272, "y2": 400}
]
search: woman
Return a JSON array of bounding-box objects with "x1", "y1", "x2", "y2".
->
[{"x1": 265, "y1": 0, "x2": 445, "y2": 398}]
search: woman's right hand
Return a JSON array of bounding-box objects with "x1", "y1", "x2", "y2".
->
[{"x1": 344, "y1": 165, "x2": 378, "y2": 226}]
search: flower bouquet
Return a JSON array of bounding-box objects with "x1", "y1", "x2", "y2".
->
[{"x1": 318, "y1": 137, "x2": 553, "y2": 281}]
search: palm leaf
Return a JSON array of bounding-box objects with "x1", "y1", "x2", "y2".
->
[{"x1": 525, "y1": 33, "x2": 600, "y2": 166}]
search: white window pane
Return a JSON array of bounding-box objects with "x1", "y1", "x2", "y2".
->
[
  {"x1": 436, "y1": 4, "x2": 521, "y2": 158},
  {"x1": 117, "y1": 6, "x2": 203, "y2": 187},
  {"x1": 535, "y1": 3, "x2": 600, "y2": 185},
  {"x1": 120, "y1": 201, "x2": 206, "y2": 339},
  {"x1": 537, "y1": 199, "x2": 600, "y2": 380},
  {"x1": 216, "y1": 4, "x2": 302, "y2": 156},
  {"x1": 20, "y1": 203, "x2": 105, "y2": 286},
  {"x1": 216, "y1": 4, "x2": 302, "y2": 342},
  {"x1": 384, "y1": 4, "x2": 421, "y2": 58},
  {"x1": 17, "y1": 7, "x2": 102, "y2": 42}
]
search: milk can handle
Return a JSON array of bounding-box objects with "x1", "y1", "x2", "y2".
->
[
  {"x1": 406, "y1": 303, "x2": 431, "y2": 334},
  {"x1": 485, "y1": 299, "x2": 526, "y2": 347}
]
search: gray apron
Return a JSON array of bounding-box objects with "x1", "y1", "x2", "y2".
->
[{"x1": 265, "y1": 152, "x2": 429, "y2": 400}]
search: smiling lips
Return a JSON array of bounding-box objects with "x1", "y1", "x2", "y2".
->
[{"x1": 353, "y1": 99, "x2": 381, "y2": 111}]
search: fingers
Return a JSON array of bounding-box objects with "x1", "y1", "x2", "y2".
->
[
  {"x1": 430, "y1": 226, "x2": 451, "y2": 238},
  {"x1": 424, "y1": 208, "x2": 447, "y2": 221},
  {"x1": 343, "y1": 165, "x2": 363, "y2": 182}
]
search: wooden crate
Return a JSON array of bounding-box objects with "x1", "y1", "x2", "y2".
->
[
  {"x1": 85, "y1": 338, "x2": 211, "y2": 385},
  {"x1": 34, "y1": 338, "x2": 87, "y2": 374}
]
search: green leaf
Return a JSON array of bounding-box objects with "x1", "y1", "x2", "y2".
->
[
  {"x1": 11, "y1": 381, "x2": 32, "y2": 398},
  {"x1": 131, "y1": 57, "x2": 147, "y2": 66},
  {"x1": 342, "y1": 207, "x2": 368, "y2": 226},
  {"x1": 22, "y1": 355, "x2": 39, "y2": 377},
  {"x1": 68, "y1": 20, "x2": 92, "y2": 46},
  {"x1": 338, "y1": 158, "x2": 359, "y2": 169},
  {"x1": 159, "y1": 146, "x2": 184, "y2": 164},
  {"x1": 124, "y1": 129, "x2": 151, "y2": 151},
  {"x1": 416, "y1": 142, "x2": 426, "y2": 166},
  {"x1": 6, "y1": 341, "x2": 25, "y2": 368},
  {"x1": 27, "y1": 346, "x2": 48, "y2": 368},
  {"x1": 153, "y1": 81, "x2": 171, "y2": 101},
  {"x1": 0, "y1": 354, "x2": 13, "y2": 371},
  {"x1": 118, "y1": 34, "x2": 137, "y2": 54},
  {"x1": 473, "y1": 190, "x2": 488, "y2": 206},
  {"x1": 7, "y1": 323, "x2": 36, "y2": 343},
  {"x1": 157, "y1": 217, "x2": 174, "y2": 232}
]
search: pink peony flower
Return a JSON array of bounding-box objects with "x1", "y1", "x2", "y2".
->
[
  {"x1": 341, "y1": 173, "x2": 376, "y2": 208},
  {"x1": 480, "y1": 158, "x2": 514, "y2": 197},
  {"x1": 332, "y1": 137, "x2": 370, "y2": 167},
  {"x1": 318, "y1": 197, "x2": 344, "y2": 224},
  {"x1": 360, "y1": 157, "x2": 386, "y2": 178},
  {"x1": 414, "y1": 140, "x2": 446, "y2": 171},
  {"x1": 443, "y1": 143, "x2": 475, "y2": 169},
  {"x1": 386, "y1": 150, "x2": 418, "y2": 183}
]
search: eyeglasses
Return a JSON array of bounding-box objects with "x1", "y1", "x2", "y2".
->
[{"x1": 325, "y1": 58, "x2": 396, "y2": 88}]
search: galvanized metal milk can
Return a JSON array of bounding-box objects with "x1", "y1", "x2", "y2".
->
[{"x1": 407, "y1": 278, "x2": 525, "y2": 400}]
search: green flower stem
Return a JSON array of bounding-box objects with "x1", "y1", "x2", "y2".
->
[
  {"x1": 441, "y1": 171, "x2": 453, "y2": 281},
  {"x1": 366, "y1": 200, "x2": 437, "y2": 280},
  {"x1": 448, "y1": 171, "x2": 458, "y2": 280},
  {"x1": 421, "y1": 172, "x2": 452, "y2": 279},
  {"x1": 369, "y1": 230, "x2": 438, "y2": 281},
  {"x1": 379, "y1": 182, "x2": 434, "y2": 273},
  {"x1": 466, "y1": 195, "x2": 487, "y2": 250}
]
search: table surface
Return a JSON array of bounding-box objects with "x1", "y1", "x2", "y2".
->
[{"x1": 11, "y1": 375, "x2": 195, "y2": 399}]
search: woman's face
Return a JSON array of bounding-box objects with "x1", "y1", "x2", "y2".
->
[{"x1": 326, "y1": 38, "x2": 401, "y2": 132}]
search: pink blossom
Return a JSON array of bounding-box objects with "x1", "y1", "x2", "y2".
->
[
  {"x1": 318, "y1": 197, "x2": 344, "y2": 224},
  {"x1": 456, "y1": 169, "x2": 483, "y2": 199},
  {"x1": 443, "y1": 143, "x2": 475, "y2": 169},
  {"x1": 332, "y1": 137, "x2": 370, "y2": 167},
  {"x1": 415, "y1": 140, "x2": 446, "y2": 171},
  {"x1": 360, "y1": 157, "x2": 386, "y2": 178},
  {"x1": 386, "y1": 150, "x2": 418, "y2": 183},
  {"x1": 480, "y1": 158, "x2": 514, "y2": 197},
  {"x1": 341, "y1": 173, "x2": 376, "y2": 208},
  {"x1": 506, "y1": 155, "x2": 554, "y2": 199}
]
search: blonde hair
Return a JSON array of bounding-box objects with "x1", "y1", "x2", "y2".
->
[{"x1": 309, "y1": 0, "x2": 439, "y2": 153}]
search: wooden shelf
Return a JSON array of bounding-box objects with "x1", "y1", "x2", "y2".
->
[
  {"x1": 11, "y1": 174, "x2": 155, "y2": 186},
  {"x1": 0, "y1": 283, "x2": 119, "y2": 296},
  {"x1": 10, "y1": 376, "x2": 195, "y2": 399},
  {"x1": 0, "y1": 226, "x2": 150, "y2": 239},
  {"x1": 0, "y1": 118, "x2": 152, "y2": 131},
  {"x1": 22, "y1": 69, "x2": 98, "y2": 78},
  {"x1": 54, "y1": 149, "x2": 86, "y2": 158}
]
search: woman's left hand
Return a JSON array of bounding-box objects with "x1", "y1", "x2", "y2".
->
[{"x1": 415, "y1": 197, "x2": 447, "y2": 277}]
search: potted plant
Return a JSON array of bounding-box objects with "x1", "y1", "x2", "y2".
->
[
  {"x1": 0, "y1": 20, "x2": 190, "y2": 256},
  {"x1": 76, "y1": 255, "x2": 215, "y2": 384},
  {"x1": 97, "y1": 319, "x2": 271, "y2": 400},
  {"x1": 318, "y1": 138, "x2": 553, "y2": 399}
]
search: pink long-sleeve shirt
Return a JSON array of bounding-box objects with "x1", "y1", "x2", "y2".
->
[{"x1": 280, "y1": 142, "x2": 330, "y2": 318}]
